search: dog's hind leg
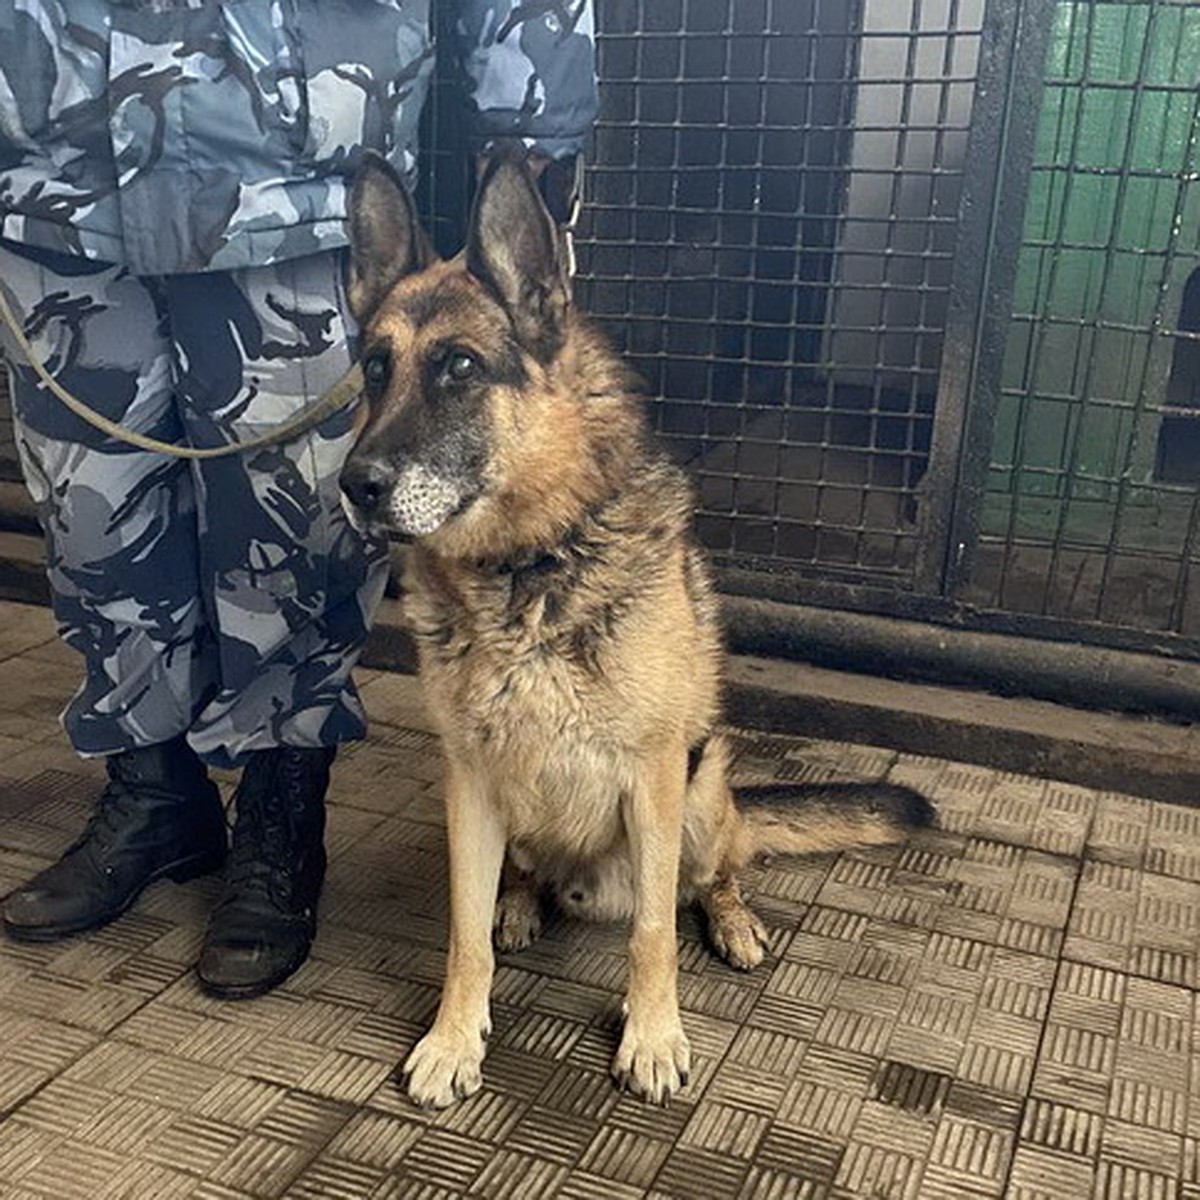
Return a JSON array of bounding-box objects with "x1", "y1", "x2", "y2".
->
[
  {"x1": 698, "y1": 871, "x2": 769, "y2": 971},
  {"x1": 494, "y1": 857, "x2": 543, "y2": 952},
  {"x1": 678, "y1": 735, "x2": 767, "y2": 970}
]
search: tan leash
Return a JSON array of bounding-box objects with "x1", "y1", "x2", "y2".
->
[{"x1": 0, "y1": 283, "x2": 363, "y2": 460}]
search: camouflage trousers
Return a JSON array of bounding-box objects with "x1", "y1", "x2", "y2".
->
[{"x1": 0, "y1": 239, "x2": 389, "y2": 766}]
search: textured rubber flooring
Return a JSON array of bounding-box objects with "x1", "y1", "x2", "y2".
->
[{"x1": 0, "y1": 601, "x2": 1196, "y2": 1199}]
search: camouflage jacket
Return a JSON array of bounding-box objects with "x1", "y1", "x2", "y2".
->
[{"x1": 0, "y1": 0, "x2": 596, "y2": 275}]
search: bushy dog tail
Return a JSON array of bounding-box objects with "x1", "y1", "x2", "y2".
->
[{"x1": 731, "y1": 781, "x2": 934, "y2": 864}]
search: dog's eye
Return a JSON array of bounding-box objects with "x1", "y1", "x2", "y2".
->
[
  {"x1": 444, "y1": 352, "x2": 478, "y2": 383},
  {"x1": 362, "y1": 352, "x2": 390, "y2": 391}
]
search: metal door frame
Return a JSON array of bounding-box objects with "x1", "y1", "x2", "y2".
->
[{"x1": 916, "y1": 0, "x2": 1060, "y2": 601}]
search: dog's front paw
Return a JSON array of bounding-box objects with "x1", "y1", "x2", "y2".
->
[
  {"x1": 612, "y1": 1013, "x2": 691, "y2": 1104},
  {"x1": 493, "y1": 887, "x2": 543, "y2": 952},
  {"x1": 402, "y1": 1025, "x2": 487, "y2": 1108}
]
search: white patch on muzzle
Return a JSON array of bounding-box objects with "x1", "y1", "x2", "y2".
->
[{"x1": 387, "y1": 462, "x2": 464, "y2": 537}]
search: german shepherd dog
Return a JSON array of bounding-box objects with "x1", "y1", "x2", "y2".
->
[{"x1": 339, "y1": 152, "x2": 933, "y2": 1109}]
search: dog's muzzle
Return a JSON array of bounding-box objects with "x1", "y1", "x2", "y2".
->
[{"x1": 340, "y1": 457, "x2": 464, "y2": 538}]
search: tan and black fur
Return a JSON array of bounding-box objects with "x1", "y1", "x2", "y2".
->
[{"x1": 340, "y1": 151, "x2": 933, "y2": 1109}]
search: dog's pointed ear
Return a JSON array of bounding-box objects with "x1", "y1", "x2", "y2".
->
[
  {"x1": 465, "y1": 155, "x2": 569, "y2": 361},
  {"x1": 347, "y1": 153, "x2": 434, "y2": 322}
]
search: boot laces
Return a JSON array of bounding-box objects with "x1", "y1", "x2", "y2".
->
[
  {"x1": 227, "y1": 798, "x2": 293, "y2": 901},
  {"x1": 75, "y1": 778, "x2": 142, "y2": 855},
  {"x1": 224, "y1": 752, "x2": 320, "y2": 905}
]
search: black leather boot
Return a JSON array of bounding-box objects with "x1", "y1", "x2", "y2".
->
[
  {"x1": 196, "y1": 746, "x2": 333, "y2": 999},
  {"x1": 3, "y1": 738, "x2": 227, "y2": 941}
]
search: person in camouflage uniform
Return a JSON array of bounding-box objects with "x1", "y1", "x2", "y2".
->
[{"x1": 0, "y1": 0, "x2": 597, "y2": 998}]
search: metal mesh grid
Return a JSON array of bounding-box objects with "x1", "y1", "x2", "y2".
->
[
  {"x1": 962, "y1": 0, "x2": 1200, "y2": 635},
  {"x1": 575, "y1": 0, "x2": 984, "y2": 585},
  {"x1": 3, "y1": 0, "x2": 1199, "y2": 659}
]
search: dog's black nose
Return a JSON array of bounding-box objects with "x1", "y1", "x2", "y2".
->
[{"x1": 340, "y1": 458, "x2": 393, "y2": 516}]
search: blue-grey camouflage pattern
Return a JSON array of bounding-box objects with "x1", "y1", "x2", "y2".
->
[
  {"x1": 0, "y1": 0, "x2": 595, "y2": 765},
  {"x1": 0, "y1": 0, "x2": 597, "y2": 275},
  {"x1": 453, "y1": 0, "x2": 596, "y2": 160},
  {"x1": 0, "y1": 237, "x2": 390, "y2": 766}
]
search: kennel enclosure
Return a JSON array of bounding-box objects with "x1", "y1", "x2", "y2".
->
[
  {"x1": 562, "y1": 0, "x2": 1200, "y2": 660},
  {"x1": 1, "y1": 0, "x2": 1199, "y2": 673}
]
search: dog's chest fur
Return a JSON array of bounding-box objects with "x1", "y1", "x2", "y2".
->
[{"x1": 403, "y1": 472, "x2": 721, "y2": 860}]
